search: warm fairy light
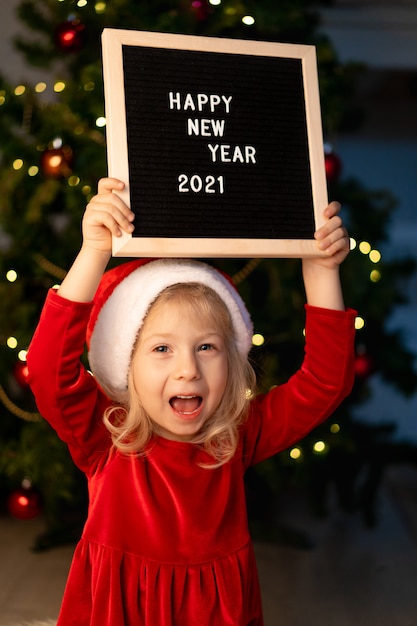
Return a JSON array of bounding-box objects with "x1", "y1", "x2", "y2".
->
[
  {"x1": 96, "y1": 116, "x2": 106, "y2": 127},
  {"x1": 7, "y1": 337, "x2": 18, "y2": 349},
  {"x1": 355, "y1": 316, "x2": 365, "y2": 330},
  {"x1": 77, "y1": 0, "x2": 88, "y2": 6},
  {"x1": 14, "y1": 85, "x2": 26, "y2": 96},
  {"x1": 82, "y1": 185, "x2": 92, "y2": 195},
  {"x1": 35, "y1": 82, "x2": 47, "y2": 93},
  {"x1": 28, "y1": 166, "x2": 39, "y2": 176},
  {"x1": 18, "y1": 350, "x2": 28, "y2": 362},
  {"x1": 13, "y1": 159, "x2": 23, "y2": 170},
  {"x1": 84, "y1": 81, "x2": 95, "y2": 92},
  {"x1": 330, "y1": 423, "x2": 340, "y2": 434},
  {"x1": 313, "y1": 440, "x2": 326, "y2": 454},
  {"x1": 369, "y1": 249, "x2": 381, "y2": 263},
  {"x1": 54, "y1": 81, "x2": 66, "y2": 93},
  {"x1": 209, "y1": 0, "x2": 221, "y2": 4},
  {"x1": 252, "y1": 333, "x2": 265, "y2": 347},
  {"x1": 95, "y1": 2, "x2": 107, "y2": 13},
  {"x1": 242, "y1": 15, "x2": 255, "y2": 26},
  {"x1": 359, "y1": 241, "x2": 371, "y2": 255},
  {"x1": 289, "y1": 447, "x2": 302, "y2": 460},
  {"x1": 68, "y1": 176, "x2": 80, "y2": 187},
  {"x1": 370, "y1": 270, "x2": 381, "y2": 283},
  {"x1": 0, "y1": 93, "x2": 5, "y2": 105},
  {"x1": 349, "y1": 237, "x2": 357, "y2": 250},
  {"x1": 6, "y1": 270, "x2": 18, "y2": 282}
]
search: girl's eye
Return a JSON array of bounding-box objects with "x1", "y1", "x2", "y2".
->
[
  {"x1": 154, "y1": 345, "x2": 169, "y2": 353},
  {"x1": 199, "y1": 343, "x2": 213, "y2": 351}
]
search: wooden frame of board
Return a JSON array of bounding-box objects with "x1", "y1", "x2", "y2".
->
[{"x1": 101, "y1": 29, "x2": 328, "y2": 258}]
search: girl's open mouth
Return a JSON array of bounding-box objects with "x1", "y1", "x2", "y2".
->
[{"x1": 169, "y1": 395, "x2": 203, "y2": 415}]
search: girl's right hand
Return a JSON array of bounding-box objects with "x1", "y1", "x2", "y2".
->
[{"x1": 82, "y1": 178, "x2": 135, "y2": 254}]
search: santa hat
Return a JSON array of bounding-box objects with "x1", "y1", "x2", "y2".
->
[{"x1": 87, "y1": 258, "x2": 253, "y2": 402}]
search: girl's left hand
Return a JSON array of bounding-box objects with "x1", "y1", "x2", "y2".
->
[{"x1": 313, "y1": 201, "x2": 350, "y2": 269}]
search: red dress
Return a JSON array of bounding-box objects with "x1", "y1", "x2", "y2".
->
[{"x1": 27, "y1": 290, "x2": 356, "y2": 626}]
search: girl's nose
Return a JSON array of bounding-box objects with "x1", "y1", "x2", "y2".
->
[{"x1": 174, "y1": 350, "x2": 200, "y2": 380}]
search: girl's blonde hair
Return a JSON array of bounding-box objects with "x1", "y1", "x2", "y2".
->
[{"x1": 103, "y1": 282, "x2": 256, "y2": 467}]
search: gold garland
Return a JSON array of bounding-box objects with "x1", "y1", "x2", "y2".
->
[
  {"x1": 232, "y1": 258, "x2": 262, "y2": 285},
  {"x1": 34, "y1": 253, "x2": 67, "y2": 281},
  {"x1": 0, "y1": 385, "x2": 41, "y2": 422}
]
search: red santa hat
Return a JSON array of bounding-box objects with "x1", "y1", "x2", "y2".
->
[{"x1": 87, "y1": 258, "x2": 253, "y2": 402}]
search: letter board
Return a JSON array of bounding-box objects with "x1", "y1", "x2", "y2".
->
[{"x1": 101, "y1": 29, "x2": 328, "y2": 257}]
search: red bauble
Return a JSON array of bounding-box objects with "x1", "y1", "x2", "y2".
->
[
  {"x1": 324, "y1": 150, "x2": 342, "y2": 185},
  {"x1": 55, "y1": 19, "x2": 85, "y2": 53},
  {"x1": 8, "y1": 483, "x2": 42, "y2": 520},
  {"x1": 13, "y1": 361, "x2": 30, "y2": 388},
  {"x1": 40, "y1": 145, "x2": 73, "y2": 178},
  {"x1": 191, "y1": 0, "x2": 210, "y2": 21},
  {"x1": 354, "y1": 351, "x2": 373, "y2": 379}
]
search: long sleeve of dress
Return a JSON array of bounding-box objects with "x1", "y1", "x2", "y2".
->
[
  {"x1": 243, "y1": 304, "x2": 356, "y2": 468},
  {"x1": 27, "y1": 289, "x2": 111, "y2": 475}
]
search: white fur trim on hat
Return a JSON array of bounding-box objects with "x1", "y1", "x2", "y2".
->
[{"x1": 88, "y1": 259, "x2": 253, "y2": 402}]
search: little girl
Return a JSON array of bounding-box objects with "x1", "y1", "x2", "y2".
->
[{"x1": 27, "y1": 178, "x2": 356, "y2": 626}]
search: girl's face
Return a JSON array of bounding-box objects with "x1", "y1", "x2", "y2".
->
[{"x1": 131, "y1": 298, "x2": 229, "y2": 442}]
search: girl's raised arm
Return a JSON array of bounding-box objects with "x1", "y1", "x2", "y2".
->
[
  {"x1": 302, "y1": 201, "x2": 350, "y2": 311},
  {"x1": 57, "y1": 178, "x2": 135, "y2": 303}
]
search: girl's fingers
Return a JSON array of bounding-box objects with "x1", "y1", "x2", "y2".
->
[
  {"x1": 86, "y1": 202, "x2": 135, "y2": 236},
  {"x1": 323, "y1": 200, "x2": 341, "y2": 219},
  {"x1": 97, "y1": 177, "x2": 125, "y2": 194}
]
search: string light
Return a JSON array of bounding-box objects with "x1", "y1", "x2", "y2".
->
[
  {"x1": 28, "y1": 166, "x2": 39, "y2": 176},
  {"x1": 209, "y1": 0, "x2": 221, "y2": 5},
  {"x1": 369, "y1": 249, "x2": 381, "y2": 263},
  {"x1": 242, "y1": 15, "x2": 255, "y2": 26},
  {"x1": 355, "y1": 316, "x2": 365, "y2": 330},
  {"x1": 7, "y1": 337, "x2": 18, "y2": 349},
  {"x1": 252, "y1": 333, "x2": 265, "y2": 347},
  {"x1": 370, "y1": 269, "x2": 381, "y2": 283},
  {"x1": 54, "y1": 81, "x2": 66, "y2": 93},
  {"x1": 95, "y1": 2, "x2": 107, "y2": 13},
  {"x1": 12, "y1": 159, "x2": 23, "y2": 170},
  {"x1": 330, "y1": 423, "x2": 340, "y2": 434},
  {"x1": 289, "y1": 447, "x2": 302, "y2": 460},
  {"x1": 18, "y1": 350, "x2": 28, "y2": 362},
  {"x1": 6, "y1": 270, "x2": 18, "y2": 282},
  {"x1": 95, "y1": 116, "x2": 106, "y2": 127},
  {"x1": 313, "y1": 440, "x2": 327, "y2": 454},
  {"x1": 35, "y1": 82, "x2": 47, "y2": 93},
  {"x1": 359, "y1": 241, "x2": 371, "y2": 255},
  {"x1": 14, "y1": 85, "x2": 26, "y2": 96},
  {"x1": 68, "y1": 176, "x2": 80, "y2": 187}
]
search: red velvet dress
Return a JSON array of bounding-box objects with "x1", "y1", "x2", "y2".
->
[{"x1": 27, "y1": 290, "x2": 356, "y2": 626}]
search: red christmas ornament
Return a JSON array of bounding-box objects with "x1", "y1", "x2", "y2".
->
[
  {"x1": 354, "y1": 350, "x2": 373, "y2": 379},
  {"x1": 13, "y1": 360, "x2": 30, "y2": 388},
  {"x1": 324, "y1": 149, "x2": 342, "y2": 185},
  {"x1": 40, "y1": 145, "x2": 73, "y2": 178},
  {"x1": 55, "y1": 19, "x2": 85, "y2": 53},
  {"x1": 8, "y1": 481, "x2": 42, "y2": 520},
  {"x1": 191, "y1": 0, "x2": 210, "y2": 21}
]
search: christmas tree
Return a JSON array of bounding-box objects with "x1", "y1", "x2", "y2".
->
[{"x1": 0, "y1": 0, "x2": 416, "y2": 548}]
